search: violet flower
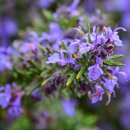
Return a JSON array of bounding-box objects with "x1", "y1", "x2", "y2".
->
[
  {"x1": 38, "y1": 0, "x2": 55, "y2": 8},
  {"x1": 89, "y1": 85, "x2": 104, "y2": 104},
  {"x1": 8, "y1": 91, "x2": 24, "y2": 117},
  {"x1": 103, "y1": 77, "x2": 118, "y2": 94},
  {"x1": 0, "y1": 84, "x2": 11, "y2": 108},
  {"x1": 0, "y1": 46, "x2": 15, "y2": 71},
  {"x1": 46, "y1": 51, "x2": 75, "y2": 66},
  {"x1": 79, "y1": 42, "x2": 93, "y2": 55},
  {"x1": 0, "y1": 16, "x2": 17, "y2": 46},
  {"x1": 62, "y1": 99, "x2": 77, "y2": 117},
  {"x1": 19, "y1": 31, "x2": 43, "y2": 53},
  {"x1": 88, "y1": 58, "x2": 103, "y2": 80},
  {"x1": 105, "y1": 27, "x2": 127, "y2": 46}
]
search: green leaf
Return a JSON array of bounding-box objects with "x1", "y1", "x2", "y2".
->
[
  {"x1": 41, "y1": 77, "x2": 51, "y2": 86},
  {"x1": 38, "y1": 44, "x2": 46, "y2": 54},
  {"x1": 101, "y1": 85, "x2": 111, "y2": 106},
  {"x1": 87, "y1": 23, "x2": 91, "y2": 43},
  {"x1": 76, "y1": 66, "x2": 86, "y2": 79},
  {"x1": 108, "y1": 54, "x2": 124, "y2": 61},
  {"x1": 66, "y1": 72, "x2": 76, "y2": 87},
  {"x1": 102, "y1": 68, "x2": 114, "y2": 80},
  {"x1": 40, "y1": 69, "x2": 52, "y2": 77},
  {"x1": 31, "y1": 60, "x2": 41, "y2": 70},
  {"x1": 26, "y1": 81, "x2": 41, "y2": 96},
  {"x1": 42, "y1": 10, "x2": 55, "y2": 22},
  {"x1": 103, "y1": 61, "x2": 125, "y2": 66},
  {"x1": 61, "y1": 40, "x2": 67, "y2": 50}
]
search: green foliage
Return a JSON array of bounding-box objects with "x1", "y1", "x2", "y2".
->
[{"x1": 10, "y1": 116, "x2": 33, "y2": 130}]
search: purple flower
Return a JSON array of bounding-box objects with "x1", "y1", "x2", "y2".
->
[
  {"x1": 103, "y1": 77, "x2": 118, "y2": 94},
  {"x1": 0, "y1": 83, "x2": 24, "y2": 117},
  {"x1": 0, "y1": 16, "x2": 17, "y2": 46},
  {"x1": 79, "y1": 42, "x2": 93, "y2": 55},
  {"x1": 88, "y1": 58, "x2": 103, "y2": 80},
  {"x1": 8, "y1": 106, "x2": 23, "y2": 117},
  {"x1": 0, "y1": 84, "x2": 11, "y2": 108},
  {"x1": 104, "y1": 0, "x2": 130, "y2": 12},
  {"x1": 89, "y1": 85, "x2": 104, "y2": 104},
  {"x1": 67, "y1": 0, "x2": 80, "y2": 17},
  {"x1": 19, "y1": 31, "x2": 42, "y2": 53},
  {"x1": 41, "y1": 23, "x2": 63, "y2": 51},
  {"x1": 31, "y1": 88, "x2": 42, "y2": 101},
  {"x1": 62, "y1": 99, "x2": 77, "y2": 117},
  {"x1": 0, "y1": 54, "x2": 13, "y2": 71},
  {"x1": 0, "y1": 47, "x2": 15, "y2": 71},
  {"x1": 94, "y1": 34, "x2": 106, "y2": 45},
  {"x1": 19, "y1": 42, "x2": 38, "y2": 53},
  {"x1": 46, "y1": 53, "x2": 61, "y2": 64},
  {"x1": 38, "y1": 0, "x2": 55, "y2": 8},
  {"x1": 103, "y1": 66, "x2": 127, "y2": 94},
  {"x1": 105, "y1": 27, "x2": 126, "y2": 46},
  {"x1": 122, "y1": 12, "x2": 130, "y2": 28},
  {"x1": 8, "y1": 91, "x2": 24, "y2": 117},
  {"x1": 46, "y1": 51, "x2": 75, "y2": 66}
]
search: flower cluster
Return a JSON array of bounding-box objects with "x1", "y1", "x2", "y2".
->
[
  {"x1": 0, "y1": 84, "x2": 24, "y2": 117},
  {"x1": 46, "y1": 26, "x2": 127, "y2": 104},
  {"x1": 0, "y1": 0, "x2": 127, "y2": 119},
  {"x1": 0, "y1": 46, "x2": 15, "y2": 71}
]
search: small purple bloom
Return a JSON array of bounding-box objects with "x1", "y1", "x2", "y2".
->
[
  {"x1": 8, "y1": 106, "x2": 23, "y2": 117},
  {"x1": 67, "y1": 0, "x2": 80, "y2": 17},
  {"x1": 105, "y1": 27, "x2": 126, "y2": 46},
  {"x1": 46, "y1": 51, "x2": 75, "y2": 66},
  {"x1": 19, "y1": 42, "x2": 38, "y2": 53},
  {"x1": 62, "y1": 99, "x2": 77, "y2": 117},
  {"x1": 38, "y1": 0, "x2": 55, "y2": 8},
  {"x1": 19, "y1": 31, "x2": 42, "y2": 53},
  {"x1": 122, "y1": 13, "x2": 130, "y2": 28},
  {"x1": 88, "y1": 60, "x2": 103, "y2": 80},
  {"x1": 0, "y1": 84, "x2": 11, "y2": 108},
  {"x1": 8, "y1": 91, "x2": 24, "y2": 117},
  {"x1": 31, "y1": 88, "x2": 42, "y2": 101},
  {"x1": 41, "y1": 23, "x2": 63, "y2": 51},
  {"x1": 104, "y1": 77, "x2": 118, "y2": 94},
  {"x1": 0, "y1": 16, "x2": 17, "y2": 46},
  {"x1": 0, "y1": 54, "x2": 13, "y2": 71},
  {"x1": 46, "y1": 53, "x2": 60, "y2": 64},
  {"x1": 89, "y1": 85, "x2": 104, "y2": 104},
  {"x1": 0, "y1": 47, "x2": 15, "y2": 71},
  {"x1": 79, "y1": 42, "x2": 93, "y2": 55}
]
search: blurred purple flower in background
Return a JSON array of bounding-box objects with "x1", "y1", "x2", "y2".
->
[
  {"x1": 62, "y1": 99, "x2": 77, "y2": 117},
  {"x1": 19, "y1": 31, "x2": 43, "y2": 53},
  {"x1": 46, "y1": 51, "x2": 75, "y2": 66},
  {"x1": 53, "y1": 0, "x2": 80, "y2": 19},
  {"x1": 38, "y1": 0, "x2": 55, "y2": 8},
  {"x1": 42, "y1": 23, "x2": 63, "y2": 50},
  {"x1": 83, "y1": 0, "x2": 96, "y2": 13},
  {"x1": 0, "y1": 83, "x2": 24, "y2": 117},
  {"x1": 31, "y1": 88, "x2": 43, "y2": 101},
  {"x1": 0, "y1": 16, "x2": 17, "y2": 46},
  {"x1": 0, "y1": 46, "x2": 15, "y2": 71},
  {"x1": 0, "y1": 84, "x2": 11, "y2": 108},
  {"x1": 8, "y1": 91, "x2": 24, "y2": 117}
]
